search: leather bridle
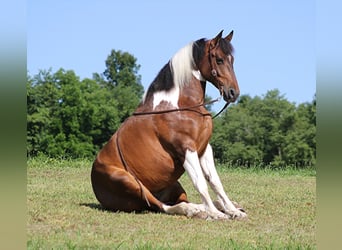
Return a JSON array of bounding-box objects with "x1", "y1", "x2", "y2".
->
[{"x1": 132, "y1": 43, "x2": 230, "y2": 119}]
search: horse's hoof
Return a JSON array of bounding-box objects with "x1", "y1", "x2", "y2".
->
[
  {"x1": 232, "y1": 201, "x2": 246, "y2": 213},
  {"x1": 230, "y1": 210, "x2": 248, "y2": 220}
]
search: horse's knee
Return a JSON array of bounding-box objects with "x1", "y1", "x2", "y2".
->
[{"x1": 91, "y1": 164, "x2": 164, "y2": 212}]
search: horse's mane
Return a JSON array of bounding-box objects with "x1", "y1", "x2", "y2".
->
[
  {"x1": 143, "y1": 41, "x2": 200, "y2": 103},
  {"x1": 169, "y1": 42, "x2": 195, "y2": 89},
  {"x1": 143, "y1": 37, "x2": 233, "y2": 103}
]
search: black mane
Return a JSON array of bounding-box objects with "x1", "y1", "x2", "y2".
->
[
  {"x1": 144, "y1": 62, "x2": 174, "y2": 100},
  {"x1": 192, "y1": 38, "x2": 206, "y2": 67}
]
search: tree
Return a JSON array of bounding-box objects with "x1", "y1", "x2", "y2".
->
[
  {"x1": 283, "y1": 96, "x2": 316, "y2": 166},
  {"x1": 27, "y1": 49, "x2": 145, "y2": 158},
  {"x1": 211, "y1": 89, "x2": 316, "y2": 168},
  {"x1": 27, "y1": 69, "x2": 120, "y2": 158},
  {"x1": 101, "y1": 50, "x2": 144, "y2": 122},
  {"x1": 27, "y1": 69, "x2": 61, "y2": 156}
]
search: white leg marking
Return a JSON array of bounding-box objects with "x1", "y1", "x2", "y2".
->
[
  {"x1": 152, "y1": 86, "x2": 179, "y2": 110},
  {"x1": 182, "y1": 149, "x2": 228, "y2": 219},
  {"x1": 162, "y1": 202, "x2": 206, "y2": 218},
  {"x1": 199, "y1": 144, "x2": 247, "y2": 219}
]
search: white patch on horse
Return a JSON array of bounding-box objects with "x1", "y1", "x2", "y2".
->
[
  {"x1": 192, "y1": 70, "x2": 205, "y2": 81},
  {"x1": 199, "y1": 144, "x2": 247, "y2": 219},
  {"x1": 151, "y1": 42, "x2": 196, "y2": 110},
  {"x1": 162, "y1": 202, "x2": 205, "y2": 218},
  {"x1": 152, "y1": 86, "x2": 179, "y2": 110},
  {"x1": 182, "y1": 149, "x2": 228, "y2": 219}
]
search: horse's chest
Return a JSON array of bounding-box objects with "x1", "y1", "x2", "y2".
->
[
  {"x1": 156, "y1": 114, "x2": 212, "y2": 154},
  {"x1": 196, "y1": 117, "x2": 213, "y2": 153}
]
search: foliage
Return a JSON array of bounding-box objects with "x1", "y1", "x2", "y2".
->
[
  {"x1": 212, "y1": 90, "x2": 316, "y2": 168},
  {"x1": 27, "y1": 50, "x2": 143, "y2": 158},
  {"x1": 27, "y1": 50, "x2": 315, "y2": 168},
  {"x1": 101, "y1": 50, "x2": 144, "y2": 122}
]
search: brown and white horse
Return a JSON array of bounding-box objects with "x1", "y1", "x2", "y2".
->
[{"x1": 91, "y1": 30, "x2": 247, "y2": 220}]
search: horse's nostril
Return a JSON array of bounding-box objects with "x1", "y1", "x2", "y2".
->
[
  {"x1": 223, "y1": 88, "x2": 239, "y2": 102},
  {"x1": 228, "y1": 88, "x2": 236, "y2": 99}
]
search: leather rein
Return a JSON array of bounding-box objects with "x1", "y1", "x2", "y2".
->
[{"x1": 132, "y1": 95, "x2": 229, "y2": 119}]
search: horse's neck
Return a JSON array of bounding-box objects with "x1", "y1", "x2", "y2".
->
[
  {"x1": 136, "y1": 76, "x2": 206, "y2": 112},
  {"x1": 178, "y1": 77, "x2": 206, "y2": 107}
]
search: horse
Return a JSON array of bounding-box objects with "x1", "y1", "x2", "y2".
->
[{"x1": 91, "y1": 30, "x2": 247, "y2": 220}]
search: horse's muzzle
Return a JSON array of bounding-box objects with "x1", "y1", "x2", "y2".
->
[{"x1": 223, "y1": 87, "x2": 239, "y2": 103}]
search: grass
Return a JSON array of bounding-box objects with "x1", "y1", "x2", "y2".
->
[{"x1": 27, "y1": 157, "x2": 316, "y2": 249}]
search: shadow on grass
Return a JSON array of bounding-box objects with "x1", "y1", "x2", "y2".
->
[
  {"x1": 79, "y1": 202, "x2": 106, "y2": 211},
  {"x1": 79, "y1": 203, "x2": 151, "y2": 213},
  {"x1": 79, "y1": 202, "x2": 162, "y2": 216}
]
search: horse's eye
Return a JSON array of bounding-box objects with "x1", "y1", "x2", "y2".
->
[{"x1": 216, "y1": 58, "x2": 224, "y2": 65}]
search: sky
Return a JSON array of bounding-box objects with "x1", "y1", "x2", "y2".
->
[{"x1": 27, "y1": 0, "x2": 315, "y2": 111}]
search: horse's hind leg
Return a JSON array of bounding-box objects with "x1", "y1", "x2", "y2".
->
[
  {"x1": 91, "y1": 165, "x2": 164, "y2": 212},
  {"x1": 154, "y1": 181, "x2": 188, "y2": 205}
]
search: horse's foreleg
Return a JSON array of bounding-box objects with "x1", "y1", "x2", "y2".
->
[
  {"x1": 199, "y1": 144, "x2": 247, "y2": 219},
  {"x1": 176, "y1": 149, "x2": 229, "y2": 220}
]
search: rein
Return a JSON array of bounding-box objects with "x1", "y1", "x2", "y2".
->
[{"x1": 132, "y1": 96, "x2": 229, "y2": 119}]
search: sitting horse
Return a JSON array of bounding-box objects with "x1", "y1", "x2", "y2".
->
[{"x1": 91, "y1": 30, "x2": 247, "y2": 220}]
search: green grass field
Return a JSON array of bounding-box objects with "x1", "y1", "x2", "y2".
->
[{"x1": 27, "y1": 158, "x2": 316, "y2": 249}]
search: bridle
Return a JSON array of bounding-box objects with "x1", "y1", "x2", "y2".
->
[
  {"x1": 207, "y1": 41, "x2": 231, "y2": 117},
  {"x1": 132, "y1": 41, "x2": 231, "y2": 119}
]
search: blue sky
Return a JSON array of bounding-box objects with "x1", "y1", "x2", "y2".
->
[{"x1": 28, "y1": 1, "x2": 315, "y2": 111}]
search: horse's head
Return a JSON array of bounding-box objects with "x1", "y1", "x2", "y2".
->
[{"x1": 195, "y1": 30, "x2": 240, "y2": 103}]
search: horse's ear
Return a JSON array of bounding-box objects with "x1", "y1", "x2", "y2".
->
[
  {"x1": 225, "y1": 30, "x2": 234, "y2": 42},
  {"x1": 210, "y1": 30, "x2": 224, "y2": 48}
]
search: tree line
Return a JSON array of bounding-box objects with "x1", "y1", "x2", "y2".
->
[{"x1": 27, "y1": 50, "x2": 316, "y2": 168}]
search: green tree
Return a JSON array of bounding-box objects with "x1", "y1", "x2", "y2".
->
[
  {"x1": 283, "y1": 96, "x2": 316, "y2": 166},
  {"x1": 27, "y1": 49, "x2": 144, "y2": 158},
  {"x1": 27, "y1": 69, "x2": 61, "y2": 156},
  {"x1": 98, "y1": 50, "x2": 144, "y2": 122},
  {"x1": 211, "y1": 89, "x2": 316, "y2": 168},
  {"x1": 27, "y1": 69, "x2": 120, "y2": 158},
  {"x1": 212, "y1": 95, "x2": 264, "y2": 167},
  {"x1": 257, "y1": 90, "x2": 297, "y2": 167}
]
